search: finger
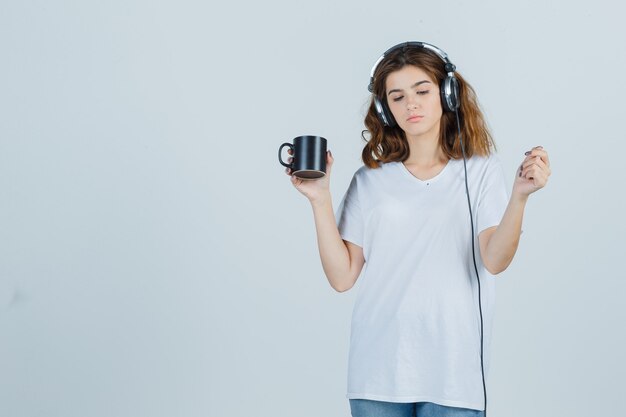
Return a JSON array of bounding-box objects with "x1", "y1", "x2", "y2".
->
[
  {"x1": 530, "y1": 156, "x2": 550, "y2": 178},
  {"x1": 326, "y1": 150, "x2": 333, "y2": 172},
  {"x1": 520, "y1": 155, "x2": 533, "y2": 167},
  {"x1": 524, "y1": 149, "x2": 547, "y2": 159},
  {"x1": 522, "y1": 169, "x2": 539, "y2": 182},
  {"x1": 287, "y1": 148, "x2": 293, "y2": 154},
  {"x1": 523, "y1": 156, "x2": 552, "y2": 178},
  {"x1": 522, "y1": 165, "x2": 538, "y2": 179},
  {"x1": 522, "y1": 165, "x2": 549, "y2": 185},
  {"x1": 519, "y1": 156, "x2": 535, "y2": 173},
  {"x1": 288, "y1": 156, "x2": 293, "y2": 163},
  {"x1": 525, "y1": 148, "x2": 550, "y2": 167},
  {"x1": 525, "y1": 169, "x2": 548, "y2": 187},
  {"x1": 522, "y1": 155, "x2": 545, "y2": 170},
  {"x1": 534, "y1": 173, "x2": 548, "y2": 187}
]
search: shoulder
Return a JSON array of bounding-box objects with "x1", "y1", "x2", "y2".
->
[
  {"x1": 352, "y1": 160, "x2": 394, "y2": 179},
  {"x1": 346, "y1": 162, "x2": 398, "y2": 195},
  {"x1": 468, "y1": 152, "x2": 502, "y2": 167},
  {"x1": 451, "y1": 153, "x2": 506, "y2": 186},
  {"x1": 465, "y1": 152, "x2": 504, "y2": 175},
  {"x1": 354, "y1": 162, "x2": 398, "y2": 177}
]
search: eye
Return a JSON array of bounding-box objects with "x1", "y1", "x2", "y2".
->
[
  {"x1": 392, "y1": 96, "x2": 404, "y2": 102},
  {"x1": 417, "y1": 90, "x2": 430, "y2": 95}
]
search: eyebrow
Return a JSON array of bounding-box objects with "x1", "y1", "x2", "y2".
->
[{"x1": 387, "y1": 80, "x2": 431, "y2": 96}]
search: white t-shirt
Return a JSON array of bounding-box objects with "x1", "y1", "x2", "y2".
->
[{"x1": 335, "y1": 153, "x2": 509, "y2": 411}]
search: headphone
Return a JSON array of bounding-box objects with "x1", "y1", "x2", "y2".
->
[
  {"x1": 367, "y1": 42, "x2": 490, "y2": 416},
  {"x1": 367, "y1": 41, "x2": 460, "y2": 127}
]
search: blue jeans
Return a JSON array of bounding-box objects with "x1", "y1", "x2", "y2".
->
[{"x1": 349, "y1": 399, "x2": 485, "y2": 417}]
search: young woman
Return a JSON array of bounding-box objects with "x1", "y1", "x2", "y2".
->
[{"x1": 284, "y1": 42, "x2": 550, "y2": 417}]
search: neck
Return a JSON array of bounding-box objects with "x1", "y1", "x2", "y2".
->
[{"x1": 404, "y1": 131, "x2": 447, "y2": 166}]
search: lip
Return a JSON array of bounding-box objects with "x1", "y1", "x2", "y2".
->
[{"x1": 407, "y1": 115, "x2": 424, "y2": 122}]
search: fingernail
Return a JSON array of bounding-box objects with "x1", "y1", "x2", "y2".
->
[{"x1": 329, "y1": 150, "x2": 332, "y2": 156}]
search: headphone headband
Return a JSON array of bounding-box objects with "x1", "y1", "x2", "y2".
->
[{"x1": 367, "y1": 41, "x2": 456, "y2": 93}]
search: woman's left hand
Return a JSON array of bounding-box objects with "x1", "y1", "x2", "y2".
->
[{"x1": 512, "y1": 145, "x2": 551, "y2": 198}]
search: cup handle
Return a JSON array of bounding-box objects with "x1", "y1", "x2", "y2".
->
[{"x1": 278, "y1": 143, "x2": 294, "y2": 168}]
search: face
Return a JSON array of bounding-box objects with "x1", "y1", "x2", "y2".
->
[{"x1": 385, "y1": 65, "x2": 443, "y2": 142}]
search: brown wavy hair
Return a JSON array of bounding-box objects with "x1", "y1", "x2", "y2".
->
[{"x1": 362, "y1": 45, "x2": 495, "y2": 168}]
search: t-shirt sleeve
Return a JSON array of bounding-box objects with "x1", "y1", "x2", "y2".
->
[
  {"x1": 476, "y1": 155, "x2": 510, "y2": 235},
  {"x1": 335, "y1": 171, "x2": 364, "y2": 248}
]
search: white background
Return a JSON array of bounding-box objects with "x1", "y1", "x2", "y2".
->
[{"x1": 1, "y1": 0, "x2": 624, "y2": 416}]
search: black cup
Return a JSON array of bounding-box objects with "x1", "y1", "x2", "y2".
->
[{"x1": 278, "y1": 135, "x2": 327, "y2": 179}]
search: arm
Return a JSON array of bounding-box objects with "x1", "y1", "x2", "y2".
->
[
  {"x1": 479, "y1": 194, "x2": 527, "y2": 274},
  {"x1": 479, "y1": 146, "x2": 551, "y2": 275},
  {"x1": 311, "y1": 194, "x2": 365, "y2": 292},
  {"x1": 287, "y1": 150, "x2": 364, "y2": 292}
]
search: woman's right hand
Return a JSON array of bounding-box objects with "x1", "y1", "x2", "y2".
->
[{"x1": 284, "y1": 148, "x2": 333, "y2": 205}]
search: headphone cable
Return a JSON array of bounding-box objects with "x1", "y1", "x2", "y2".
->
[{"x1": 455, "y1": 109, "x2": 488, "y2": 417}]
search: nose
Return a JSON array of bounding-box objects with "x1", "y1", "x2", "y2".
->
[{"x1": 406, "y1": 95, "x2": 419, "y2": 110}]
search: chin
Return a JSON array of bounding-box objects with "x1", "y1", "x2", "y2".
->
[
  {"x1": 402, "y1": 127, "x2": 431, "y2": 138},
  {"x1": 400, "y1": 124, "x2": 437, "y2": 139}
]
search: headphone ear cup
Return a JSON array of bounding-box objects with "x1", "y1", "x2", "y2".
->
[
  {"x1": 374, "y1": 96, "x2": 396, "y2": 127},
  {"x1": 441, "y1": 76, "x2": 460, "y2": 112}
]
